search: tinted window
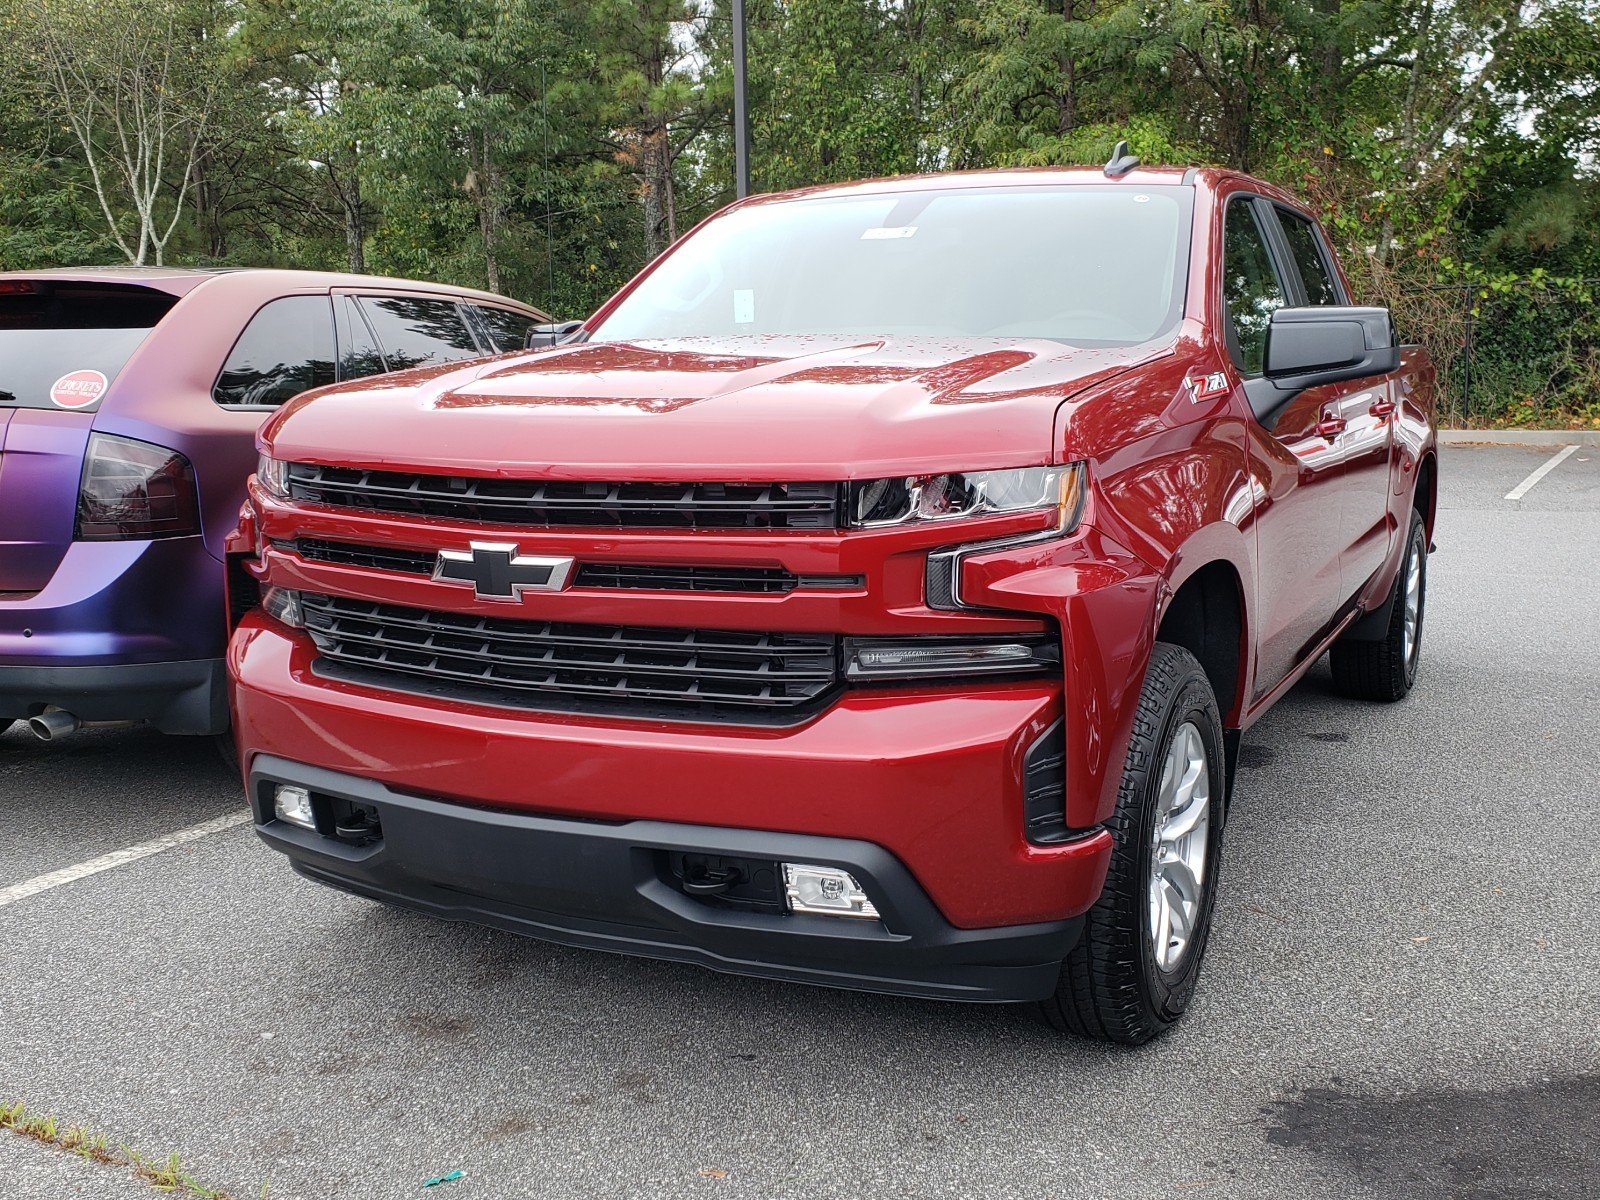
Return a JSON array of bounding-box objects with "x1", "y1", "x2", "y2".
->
[
  {"x1": 592, "y1": 187, "x2": 1190, "y2": 346},
  {"x1": 213, "y1": 295, "x2": 335, "y2": 407},
  {"x1": 338, "y1": 297, "x2": 389, "y2": 381},
  {"x1": 1221, "y1": 201, "x2": 1288, "y2": 375},
  {"x1": 473, "y1": 305, "x2": 537, "y2": 352},
  {"x1": 0, "y1": 284, "x2": 175, "y2": 411},
  {"x1": 1278, "y1": 211, "x2": 1340, "y2": 306},
  {"x1": 356, "y1": 296, "x2": 481, "y2": 371}
]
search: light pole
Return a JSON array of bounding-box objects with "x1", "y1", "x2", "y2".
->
[{"x1": 732, "y1": 0, "x2": 750, "y2": 197}]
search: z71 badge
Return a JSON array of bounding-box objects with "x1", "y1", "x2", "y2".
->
[{"x1": 1185, "y1": 372, "x2": 1230, "y2": 402}]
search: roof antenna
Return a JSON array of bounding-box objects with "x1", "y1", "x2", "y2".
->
[{"x1": 1104, "y1": 139, "x2": 1140, "y2": 178}]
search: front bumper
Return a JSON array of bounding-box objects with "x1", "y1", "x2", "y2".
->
[
  {"x1": 250, "y1": 754, "x2": 1085, "y2": 1003},
  {"x1": 230, "y1": 615, "x2": 1113, "y2": 931}
]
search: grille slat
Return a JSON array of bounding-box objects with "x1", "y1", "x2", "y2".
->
[
  {"x1": 301, "y1": 594, "x2": 840, "y2": 716},
  {"x1": 287, "y1": 539, "x2": 861, "y2": 595},
  {"x1": 288, "y1": 464, "x2": 842, "y2": 530},
  {"x1": 574, "y1": 563, "x2": 798, "y2": 593}
]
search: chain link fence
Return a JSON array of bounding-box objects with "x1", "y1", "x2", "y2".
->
[{"x1": 1396, "y1": 279, "x2": 1600, "y2": 429}]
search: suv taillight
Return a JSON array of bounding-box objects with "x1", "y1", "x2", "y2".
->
[{"x1": 75, "y1": 433, "x2": 201, "y2": 541}]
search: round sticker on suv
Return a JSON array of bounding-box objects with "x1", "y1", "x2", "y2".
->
[{"x1": 49, "y1": 369, "x2": 109, "y2": 409}]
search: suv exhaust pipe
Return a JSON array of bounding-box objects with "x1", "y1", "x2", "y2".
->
[{"x1": 27, "y1": 709, "x2": 82, "y2": 741}]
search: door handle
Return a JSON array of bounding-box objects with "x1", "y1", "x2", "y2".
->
[
  {"x1": 1370, "y1": 398, "x2": 1397, "y2": 418},
  {"x1": 1315, "y1": 416, "x2": 1346, "y2": 439}
]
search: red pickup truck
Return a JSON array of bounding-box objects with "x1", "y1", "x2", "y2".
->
[{"x1": 227, "y1": 162, "x2": 1437, "y2": 1043}]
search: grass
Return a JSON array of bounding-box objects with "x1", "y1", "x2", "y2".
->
[{"x1": 1, "y1": 1099, "x2": 260, "y2": 1199}]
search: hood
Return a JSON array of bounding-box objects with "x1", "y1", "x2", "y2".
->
[{"x1": 263, "y1": 335, "x2": 1162, "y2": 480}]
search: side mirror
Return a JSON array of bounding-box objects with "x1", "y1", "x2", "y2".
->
[
  {"x1": 1263, "y1": 306, "x2": 1399, "y2": 391},
  {"x1": 525, "y1": 320, "x2": 586, "y2": 350}
]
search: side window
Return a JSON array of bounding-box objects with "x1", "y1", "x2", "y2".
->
[
  {"x1": 356, "y1": 295, "x2": 482, "y2": 371},
  {"x1": 338, "y1": 297, "x2": 389, "y2": 381},
  {"x1": 1221, "y1": 200, "x2": 1289, "y2": 375},
  {"x1": 213, "y1": 296, "x2": 335, "y2": 408},
  {"x1": 1278, "y1": 211, "x2": 1341, "y2": 306},
  {"x1": 473, "y1": 305, "x2": 538, "y2": 352}
]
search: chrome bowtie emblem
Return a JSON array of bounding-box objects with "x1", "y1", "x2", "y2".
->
[{"x1": 433, "y1": 542, "x2": 575, "y2": 601}]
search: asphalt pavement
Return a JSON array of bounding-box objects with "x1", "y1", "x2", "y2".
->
[{"x1": 1, "y1": 442, "x2": 1596, "y2": 1200}]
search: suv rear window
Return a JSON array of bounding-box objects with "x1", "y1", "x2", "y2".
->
[
  {"x1": 213, "y1": 295, "x2": 336, "y2": 407},
  {"x1": 0, "y1": 283, "x2": 176, "y2": 411}
]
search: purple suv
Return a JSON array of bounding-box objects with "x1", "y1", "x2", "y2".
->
[{"x1": 0, "y1": 267, "x2": 547, "y2": 741}]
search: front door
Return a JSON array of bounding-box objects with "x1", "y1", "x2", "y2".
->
[
  {"x1": 1271, "y1": 207, "x2": 1396, "y2": 593},
  {"x1": 1220, "y1": 195, "x2": 1348, "y2": 698}
]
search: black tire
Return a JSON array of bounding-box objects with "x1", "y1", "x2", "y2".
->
[
  {"x1": 214, "y1": 729, "x2": 240, "y2": 774},
  {"x1": 0, "y1": 719, "x2": 15, "y2": 740},
  {"x1": 1040, "y1": 642, "x2": 1227, "y2": 1044},
  {"x1": 1330, "y1": 510, "x2": 1427, "y2": 703}
]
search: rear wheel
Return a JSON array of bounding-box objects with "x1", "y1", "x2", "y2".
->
[
  {"x1": 1041, "y1": 642, "x2": 1227, "y2": 1044},
  {"x1": 1330, "y1": 510, "x2": 1427, "y2": 702}
]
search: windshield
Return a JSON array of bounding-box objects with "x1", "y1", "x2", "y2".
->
[
  {"x1": 592, "y1": 185, "x2": 1190, "y2": 346},
  {"x1": 0, "y1": 283, "x2": 176, "y2": 411}
]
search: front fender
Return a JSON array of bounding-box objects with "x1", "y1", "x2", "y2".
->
[{"x1": 961, "y1": 529, "x2": 1163, "y2": 830}]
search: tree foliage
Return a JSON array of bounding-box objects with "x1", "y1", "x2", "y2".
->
[{"x1": 2, "y1": 0, "x2": 1597, "y2": 421}]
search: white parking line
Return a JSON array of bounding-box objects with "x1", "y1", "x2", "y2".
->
[
  {"x1": 0, "y1": 810, "x2": 252, "y2": 910},
  {"x1": 1504, "y1": 444, "x2": 1579, "y2": 501}
]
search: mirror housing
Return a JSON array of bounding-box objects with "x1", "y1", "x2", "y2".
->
[
  {"x1": 525, "y1": 320, "x2": 586, "y2": 350},
  {"x1": 1263, "y1": 306, "x2": 1399, "y2": 391}
]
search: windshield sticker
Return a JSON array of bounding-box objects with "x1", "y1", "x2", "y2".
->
[
  {"x1": 733, "y1": 289, "x2": 756, "y2": 324},
  {"x1": 49, "y1": 369, "x2": 109, "y2": 409},
  {"x1": 861, "y1": 226, "x2": 917, "y2": 240}
]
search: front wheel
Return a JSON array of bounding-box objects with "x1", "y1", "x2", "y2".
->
[
  {"x1": 1040, "y1": 642, "x2": 1227, "y2": 1044},
  {"x1": 1330, "y1": 510, "x2": 1427, "y2": 702}
]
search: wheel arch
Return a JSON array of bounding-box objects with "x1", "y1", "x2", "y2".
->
[
  {"x1": 1414, "y1": 450, "x2": 1438, "y2": 539},
  {"x1": 1154, "y1": 558, "x2": 1248, "y2": 730}
]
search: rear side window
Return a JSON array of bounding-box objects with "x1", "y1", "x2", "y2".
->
[
  {"x1": 355, "y1": 295, "x2": 481, "y2": 371},
  {"x1": 0, "y1": 284, "x2": 176, "y2": 411},
  {"x1": 1221, "y1": 200, "x2": 1289, "y2": 375},
  {"x1": 1277, "y1": 211, "x2": 1341, "y2": 306},
  {"x1": 213, "y1": 295, "x2": 336, "y2": 408},
  {"x1": 472, "y1": 305, "x2": 537, "y2": 352}
]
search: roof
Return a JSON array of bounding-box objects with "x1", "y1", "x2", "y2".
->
[
  {"x1": 747, "y1": 164, "x2": 1198, "y2": 206},
  {"x1": 0, "y1": 265, "x2": 547, "y2": 315}
]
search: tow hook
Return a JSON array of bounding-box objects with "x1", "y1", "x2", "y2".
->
[{"x1": 680, "y1": 863, "x2": 746, "y2": 896}]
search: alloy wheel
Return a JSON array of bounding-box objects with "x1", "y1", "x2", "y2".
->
[{"x1": 1147, "y1": 720, "x2": 1211, "y2": 973}]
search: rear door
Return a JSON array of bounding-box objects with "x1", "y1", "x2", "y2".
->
[{"x1": 0, "y1": 281, "x2": 177, "y2": 592}]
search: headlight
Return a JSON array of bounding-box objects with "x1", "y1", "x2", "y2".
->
[
  {"x1": 260, "y1": 586, "x2": 304, "y2": 629},
  {"x1": 256, "y1": 453, "x2": 290, "y2": 500},
  {"x1": 847, "y1": 464, "x2": 1085, "y2": 530}
]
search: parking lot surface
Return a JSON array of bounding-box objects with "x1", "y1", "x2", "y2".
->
[{"x1": 2, "y1": 443, "x2": 1597, "y2": 1200}]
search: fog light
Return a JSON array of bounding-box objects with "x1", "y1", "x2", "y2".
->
[
  {"x1": 781, "y1": 863, "x2": 880, "y2": 919},
  {"x1": 273, "y1": 784, "x2": 317, "y2": 830}
]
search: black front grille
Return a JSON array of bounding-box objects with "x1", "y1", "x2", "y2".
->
[
  {"x1": 290, "y1": 539, "x2": 436, "y2": 575},
  {"x1": 287, "y1": 463, "x2": 842, "y2": 530},
  {"x1": 285, "y1": 539, "x2": 861, "y2": 595},
  {"x1": 577, "y1": 563, "x2": 809, "y2": 594},
  {"x1": 301, "y1": 594, "x2": 841, "y2": 718}
]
